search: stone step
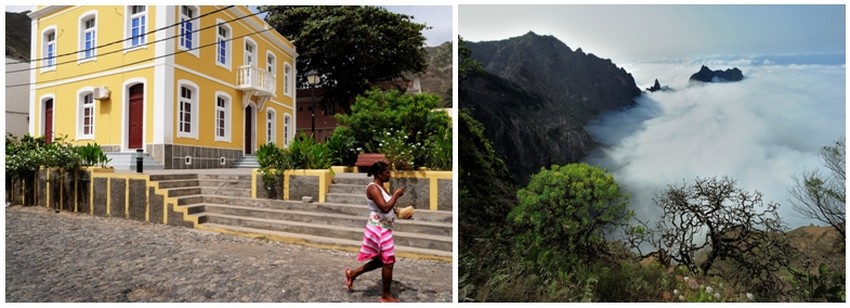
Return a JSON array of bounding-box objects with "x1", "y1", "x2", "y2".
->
[
  {"x1": 328, "y1": 183, "x2": 364, "y2": 194},
  {"x1": 155, "y1": 179, "x2": 201, "y2": 189},
  {"x1": 197, "y1": 179, "x2": 253, "y2": 190},
  {"x1": 106, "y1": 153, "x2": 164, "y2": 170},
  {"x1": 199, "y1": 187, "x2": 251, "y2": 198},
  {"x1": 192, "y1": 203, "x2": 451, "y2": 237},
  {"x1": 165, "y1": 187, "x2": 202, "y2": 198},
  {"x1": 195, "y1": 223, "x2": 452, "y2": 259},
  {"x1": 198, "y1": 174, "x2": 253, "y2": 182},
  {"x1": 149, "y1": 173, "x2": 198, "y2": 182},
  {"x1": 332, "y1": 173, "x2": 373, "y2": 185},
  {"x1": 325, "y1": 193, "x2": 366, "y2": 205},
  {"x1": 172, "y1": 194, "x2": 452, "y2": 223},
  {"x1": 195, "y1": 213, "x2": 452, "y2": 252}
]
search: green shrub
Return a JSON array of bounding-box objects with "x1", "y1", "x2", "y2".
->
[
  {"x1": 77, "y1": 142, "x2": 110, "y2": 167},
  {"x1": 325, "y1": 126, "x2": 359, "y2": 166}
]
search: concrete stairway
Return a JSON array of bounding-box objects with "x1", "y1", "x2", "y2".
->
[
  {"x1": 232, "y1": 155, "x2": 260, "y2": 168},
  {"x1": 149, "y1": 171, "x2": 452, "y2": 259},
  {"x1": 106, "y1": 152, "x2": 164, "y2": 170}
]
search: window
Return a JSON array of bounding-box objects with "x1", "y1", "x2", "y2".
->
[
  {"x1": 244, "y1": 40, "x2": 255, "y2": 66},
  {"x1": 216, "y1": 20, "x2": 231, "y2": 68},
  {"x1": 283, "y1": 114, "x2": 291, "y2": 147},
  {"x1": 79, "y1": 14, "x2": 97, "y2": 60},
  {"x1": 42, "y1": 28, "x2": 56, "y2": 70},
  {"x1": 127, "y1": 6, "x2": 146, "y2": 48},
  {"x1": 266, "y1": 109, "x2": 276, "y2": 144},
  {"x1": 267, "y1": 52, "x2": 276, "y2": 76},
  {"x1": 177, "y1": 81, "x2": 199, "y2": 139},
  {"x1": 284, "y1": 63, "x2": 292, "y2": 97},
  {"x1": 214, "y1": 92, "x2": 231, "y2": 142},
  {"x1": 179, "y1": 6, "x2": 199, "y2": 56},
  {"x1": 78, "y1": 92, "x2": 95, "y2": 139}
]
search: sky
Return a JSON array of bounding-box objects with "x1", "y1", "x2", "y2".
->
[
  {"x1": 4, "y1": 4, "x2": 453, "y2": 47},
  {"x1": 459, "y1": 4, "x2": 845, "y2": 62}
]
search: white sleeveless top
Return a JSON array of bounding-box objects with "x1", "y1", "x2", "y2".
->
[{"x1": 366, "y1": 182, "x2": 396, "y2": 219}]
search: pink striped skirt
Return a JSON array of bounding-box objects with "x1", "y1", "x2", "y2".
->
[{"x1": 356, "y1": 223, "x2": 396, "y2": 264}]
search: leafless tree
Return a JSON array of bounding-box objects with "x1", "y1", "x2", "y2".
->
[{"x1": 789, "y1": 140, "x2": 845, "y2": 240}]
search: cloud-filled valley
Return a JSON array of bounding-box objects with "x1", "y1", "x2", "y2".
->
[{"x1": 585, "y1": 57, "x2": 845, "y2": 229}]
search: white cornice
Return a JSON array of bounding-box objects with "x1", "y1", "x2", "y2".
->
[{"x1": 27, "y1": 6, "x2": 72, "y2": 19}]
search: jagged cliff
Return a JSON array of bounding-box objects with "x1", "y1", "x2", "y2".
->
[{"x1": 459, "y1": 32, "x2": 641, "y2": 184}]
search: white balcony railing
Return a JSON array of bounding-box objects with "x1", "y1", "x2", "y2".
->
[{"x1": 237, "y1": 65, "x2": 276, "y2": 97}]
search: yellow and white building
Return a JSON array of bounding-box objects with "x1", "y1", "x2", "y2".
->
[{"x1": 28, "y1": 5, "x2": 297, "y2": 168}]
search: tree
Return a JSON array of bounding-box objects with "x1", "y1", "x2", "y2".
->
[
  {"x1": 459, "y1": 36, "x2": 483, "y2": 80},
  {"x1": 789, "y1": 139, "x2": 846, "y2": 240},
  {"x1": 650, "y1": 176, "x2": 792, "y2": 297},
  {"x1": 334, "y1": 89, "x2": 449, "y2": 168},
  {"x1": 509, "y1": 163, "x2": 632, "y2": 278},
  {"x1": 261, "y1": 6, "x2": 429, "y2": 113}
]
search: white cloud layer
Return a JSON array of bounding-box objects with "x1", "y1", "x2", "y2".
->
[{"x1": 585, "y1": 58, "x2": 845, "y2": 230}]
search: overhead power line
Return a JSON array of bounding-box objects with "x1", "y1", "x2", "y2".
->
[
  {"x1": 6, "y1": 27, "x2": 273, "y2": 89},
  {"x1": 8, "y1": 8, "x2": 268, "y2": 74},
  {"x1": 7, "y1": 5, "x2": 236, "y2": 66}
]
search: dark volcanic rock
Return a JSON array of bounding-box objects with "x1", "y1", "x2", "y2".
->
[
  {"x1": 460, "y1": 31, "x2": 640, "y2": 184},
  {"x1": 689, "y1": 65, "x2": 744, "y2": 82},
  {"x1": 646, "y1": 79, "x2": 672, "y2": 92}
]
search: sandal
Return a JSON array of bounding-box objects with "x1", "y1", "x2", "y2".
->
[
  {"x1": 379, "y1": 296, "x2": 400, "y2": 302},
  {"x1": 344, "y1": 268, "x2": 353, "y2": 291}
]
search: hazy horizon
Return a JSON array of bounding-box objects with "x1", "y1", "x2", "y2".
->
[{"x1": 460, "y1": 5, "x2": 845, "y2": 63}]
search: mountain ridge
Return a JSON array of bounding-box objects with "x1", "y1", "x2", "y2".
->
[{"x1": 460, "y1": 32, "x2": 641, "y2": 184}]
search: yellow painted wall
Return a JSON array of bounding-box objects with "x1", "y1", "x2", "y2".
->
[
  {"x1": 33, "y1": 6, "x2": 157, "y2": 83},
  {"x1": 170, "y1": 5, "x2": 295, "y2": 149},
  {"x1": 32, "y1": 70, "x2": 156, "y2": 147},
  {"x1": 32, "y1": 5, "x2": 158, "y2": 146}
]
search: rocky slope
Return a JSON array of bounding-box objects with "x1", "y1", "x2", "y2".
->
[{"x1": 460, "y1": 32, "x2": 641, "y2": 184}]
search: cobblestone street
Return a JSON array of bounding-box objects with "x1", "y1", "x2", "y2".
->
[{"x1": 5, "y1": 205, "x2": 453, "y2": 302}]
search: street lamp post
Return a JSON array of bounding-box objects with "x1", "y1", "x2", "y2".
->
[{"x1": 306, "y1": 70, "x2": 319, "y2": 138}]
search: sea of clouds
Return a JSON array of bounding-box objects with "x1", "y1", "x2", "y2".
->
[{"x1": 584, "y1": 55, "x2": 845, "y2": 230}]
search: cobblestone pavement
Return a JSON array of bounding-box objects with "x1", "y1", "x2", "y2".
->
[{"x1": 5, "y1": 206, "x2": 453, "y2": 302}]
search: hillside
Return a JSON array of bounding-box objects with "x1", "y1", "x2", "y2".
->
[
  {"x1": 421, "y1": 42, "x2": 453, "y2": 107},
  {"x1": 6, "y1": 11, "x2": 31, "y2": 61},
  {"x1": 459, "y1": 32, "x2": 641, "y2": 184}
]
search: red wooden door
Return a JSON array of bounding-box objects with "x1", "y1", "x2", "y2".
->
[
  {"x1": 44, "y1": 99, "x2": 53, "y2": 144},
  {"x1": 244, "y1": 105, "x2": 253, "y2": 154},
  {"x1": 128, "y1": 84, "x2": 144, "y2": 149}
]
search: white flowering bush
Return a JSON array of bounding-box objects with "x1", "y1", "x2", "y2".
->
[{"x1": 377, "y1": 129, "x2": 418, "y2": 170}]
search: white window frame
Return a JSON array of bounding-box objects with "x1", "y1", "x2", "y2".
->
[
  {"x1": 41, "y1": 26, "x2": 57, "y2": 72},
  {"x1": 214, "y1": 91, "x2": 232, "y2": 142},
  {"x1": 176, "y1": 80, "x2": 199, "y2": 139},
  {"x1": 78, "y1": 11, "x2": 98, "y2": 62},
  {"x1": 267, "y1": 52, "x2": 276, "y2": 95},
  {"x1": 125, "y1": 5, "x2": 147, "y2": 50},
  {"x1": 178, "y1": 5, "x2": 200, "y2": 57},
  {"x1": 266, "y1": 108, "x2": 276, "y2": 145},
  {"x1": 215, "y1": 19, "x2": 232, "y2": 70},
  {"x1": 283, "y1": 114, "x2": 291, "y2": 147},
  {"x1": 284, "y1": 62, "x2": 293, "y2": 97},
  {"x1": 244, "y1": 38, "x2": 256, "y2": 67},
  {"x1": 77, "y1": 88, "x2": 95, "y2": 140}
]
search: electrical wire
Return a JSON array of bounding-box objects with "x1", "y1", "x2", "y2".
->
[
  {"x1": 6, "y1": 27, "x2": 273, "y2": 89},
  {"x1": 7, "y1": 5, "x2": 236, "y2": 65},
  {"x1": 8, "y1": 8, "x2": 269, "y2": 74}
]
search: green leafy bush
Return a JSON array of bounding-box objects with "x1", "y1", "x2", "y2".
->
[
  {"x1": 509, "y1": 163, "x2": 632, "y2": 279},
  {"x1": 335, "y1": 89, "x2": 450, "y2": 169},
  {"x1": 77, "y1": 142, "x2": 110, "y2": 167},
  {"x1": 325, "y1": 126, "x2": 359, "y2": 166}
]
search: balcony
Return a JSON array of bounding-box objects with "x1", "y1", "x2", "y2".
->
[{"x1": 237, "y1": 65, "x2": 276, "y2": 107}]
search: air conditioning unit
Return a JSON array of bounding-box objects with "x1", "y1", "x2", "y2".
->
[{"x1": 93, "y1": 86, "x2": 110, "y2": 100}]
